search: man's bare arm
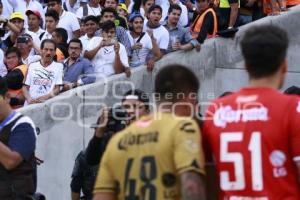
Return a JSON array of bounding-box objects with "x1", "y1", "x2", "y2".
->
[{"x1": 181, "y1": 171, "x2": 206, "y2": 200}]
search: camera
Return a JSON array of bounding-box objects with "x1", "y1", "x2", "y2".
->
[
  {"x1": 0, "y1": 28, "x2": 5, "y2": 37},
  {"x1": 106, "y1": 107, "x2": 128, "y2": 134},
  {"x1": 17, "y1": 36, "x2": 30, "y2": 44}
]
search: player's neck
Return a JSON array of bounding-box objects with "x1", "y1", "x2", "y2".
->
[
  {"x1": 248, "y1": 76, "x2": 281, "y2": 90},
  {"x1": 0, "y1": 104, "x2": 12, "y2": 124}
]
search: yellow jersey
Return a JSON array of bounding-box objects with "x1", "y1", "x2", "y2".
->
[{"x1": 94, "y1": 112, "x2": 205, "y2": 200}]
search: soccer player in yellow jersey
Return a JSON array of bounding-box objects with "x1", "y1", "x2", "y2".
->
[{"x1": 93, "y1": 64, "x2": 206, "y2": 200}]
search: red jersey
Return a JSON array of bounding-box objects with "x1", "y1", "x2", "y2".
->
[{"x1": 203, "y1": 87, "x2": 300, "y2": 200}]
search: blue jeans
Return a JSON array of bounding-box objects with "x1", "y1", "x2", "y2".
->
[{"x1": 238, "y1": 15, "x2": 253, "y2": 26}]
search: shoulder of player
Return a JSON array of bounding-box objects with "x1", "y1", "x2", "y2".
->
[{"x1": 64, "y1": 10, "x2": 78, "y2": 19}]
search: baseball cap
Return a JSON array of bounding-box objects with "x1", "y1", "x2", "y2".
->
[
  {"x1": 10, "y1": 12, "x2": 24, "y2": 21},
  {"x1": 26, "y1": 10, "x2": 42, "y2": 19},
  {"x1": 118, "y1": 3, "x2": 128, "y2": 13},
  {"x1": 129, "y1": 12, "x2": 144, "y2": 22}
]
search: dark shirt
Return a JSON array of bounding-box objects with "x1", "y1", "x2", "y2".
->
[
  {"x1": 63, "y1": 56, "x2": 95, "y2": 85},
  {"x1": 193, "y1": 12, "x2": 214, "y2": 44},
  {"x1": 116, "y1": 15, "x2": 128, "y2": 30}
]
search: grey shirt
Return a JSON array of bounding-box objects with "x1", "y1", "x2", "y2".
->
[
  {"x1": 63, "y1": 56, "x2": 95, "y2": 85},
  {"x1": 163, "y1": 21, "x2": 199, "y2": 53}
]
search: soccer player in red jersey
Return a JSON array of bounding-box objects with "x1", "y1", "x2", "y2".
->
[{"x1": 203, "y1": 25, "x2": 300, "y2": 200}]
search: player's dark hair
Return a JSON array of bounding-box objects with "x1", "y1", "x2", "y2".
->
[
  {"x1": 148, "y1": 5, "x2": 162, "y2": 14},
  {"x1": 68, "y1": 38, "x2": 83, "y2": 49},
  {"x1": 155, "y1": 64, "x2": 199, "y2": 102},
  {"x1": 0, "y1": 76, "x2": 8, "y2": 97},
  {"x1": 45, "y1": 10, "x2": 59, "y2": 22},
  {"x1": 102, "y1": 20, "x2": 116, "y2": 32},
  {"x1": 168, "y1": 4, "x2": 182, "y2": 14},
  {"x1": 241, "y1": 25, "x2": 289, "y2": 79},
  {"x1": 105, "y1": 0, "x2": 118, "y2": 3},
  {"x1": 101, "y1": 7, "x2": 118, "y2": 18},
  {"x1": 41, "y1": 39, "x2": 56, "y2": 49}
]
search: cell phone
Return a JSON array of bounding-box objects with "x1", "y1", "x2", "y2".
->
[{"x1": 17, "y1": 36, "x2": 29, "y2": 44}]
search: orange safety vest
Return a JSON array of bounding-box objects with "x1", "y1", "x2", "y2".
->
[
  {"x1": 263, "y1": 0, "x2": 287, "y2": 14},
  {"x1": 191, "y1": 8, "x2": 218, "y2": 40},
  {"x1": 7, "y1": 64, "x2": 28, "y2": 109}
]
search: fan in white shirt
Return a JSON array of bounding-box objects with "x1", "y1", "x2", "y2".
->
[
  {"x1": 127, "y1": 13, "x2": 161, "y2": 68},
  {"x1": 40, "y1": 10, "x2": 60, "y2": 41},
  {"x1": 76, "y1": 0, "x2": 102, "y2": 19},
  {"x1": 25, "y1": 10, "x2": 45, "y2": 37},
  {"x1": 79, "y1": 15, "x2": 98, "y2": 53},
  {"x1": 47, "y1": 0, "x2": 80, "y2": 41},
  {"x1": 23, "y1": 39, "x2": 63, "y2": 105},
  {"x1": 85, "y1": 20, "x2": 130, "y2": 78},
  {"x1": 144, "y1": 5, "x2": 169, "y2": 70}
]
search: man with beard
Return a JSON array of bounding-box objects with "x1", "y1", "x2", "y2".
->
[
  {"x1": 63, "y1": 38, "x2": 95, "y2": 91},
  {"x1": 22, "y1": 39, "x2": 63, "y2": 105},
  {"x1": 127, "y1": 13, "x2": 161, "y2": 68}
]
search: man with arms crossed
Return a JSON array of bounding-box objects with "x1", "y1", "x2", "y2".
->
[
  {"x1": 93, "y1": 64, "x2": 206, "y2": 200},
  {"x1": 203, "y1": 25, "x2": 300, "y2": 199}
]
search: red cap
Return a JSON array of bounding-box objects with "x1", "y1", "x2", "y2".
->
[{"x1": 25, "y1": 10, "x2": 41, "y2": 19}]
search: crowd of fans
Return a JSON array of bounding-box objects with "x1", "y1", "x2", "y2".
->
[{"x1": 0, "y1": 0, "x2": 298, "y2": 108}]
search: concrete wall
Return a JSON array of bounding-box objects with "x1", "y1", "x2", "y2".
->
[{"x1": 19, "y1": 6, "x2": 300, "y2": 200}]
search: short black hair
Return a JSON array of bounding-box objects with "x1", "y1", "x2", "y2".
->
[
  {"x1": 5, "y1": 47, "x2": 21, "y2": 58},
  {"x1": 45, "y1": 10, "x2": 59, "y2": 22},
  {"x1": 168, "y1": 4, "x2": 182, "y2": 14},
  {"x1": 102, "y1": 20, "x2": 116, "y2": 32},
  {"x1": 0, "y1": 76, "x2": 8, "y2": 97},
  {"x1": 105, "y1": 0, "x2": 119, "y2": 4},
  {"x1": 83, "y1": 15, "x2": 98, "y2": 24},
  {"x1": 46, "y1": 0, "x2": 62, "y2": 4},
  {"x1": 101, "y1": 7, "x2": 118, "y2": 18},
  {"x1": 54, "y1": 28, "x2": 68, "y2": 44},
  {"x1": 155, "y1": 64, "x2": 199, "y2": 102},
  {"x1": 68, "y1": 38, "x2": 82, "y2": 49},
  {"x1": 148, "y1": 5, "x2": 162, "y2": 14},
  {"x1": 241, "y1": 25, "x2": 289, "y2": 79},
  {"x1": 41, "y1": 39, "x2": 56, "y2": 49}
]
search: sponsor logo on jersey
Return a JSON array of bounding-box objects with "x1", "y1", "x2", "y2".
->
[
  {"x1": 213, "y1": 106, "x2": 269, "y2": 128},
  {"x1": 269, "y1": 150, "x2": 287, "y2": 178},
  {"x1": 184, "y1": 139, "x2": 199, "y2": 153},
  {"x1": 118, "y1": 131, "x2": 159, "y2": 150}
]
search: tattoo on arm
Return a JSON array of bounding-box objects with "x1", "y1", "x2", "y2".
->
[{"x1": 181, "y1": 171, "x2": 206, "y2": 200}]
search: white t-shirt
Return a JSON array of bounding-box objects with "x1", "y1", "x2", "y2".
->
[
  {"x1": 0, "y1": 49, "x2": 7, "y2": 77},
  {"x1": 58, "y1": 10, "x2": 80, "y2": 41},
  {"x1": 40, "y1": 30, "x2": 53, "y2": 41},
  {"x1": 80, "y1": 34, "x2": 94, "y2": 53},
  {"x1": 86, "y1": 36, "x2": 129, "y2": 77},
  {"x1": 76, "y1": 4, "x2": 102, "y2": 19},
  {"x1": 127, "y1": 32, "x2": 152, "y2": 67},
  {"x1": 145, "y1": 25, "x2": 169, "y2": 50},
  {"x1": 25, "y1": 61, "x2": 63, "y2": 99}
]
